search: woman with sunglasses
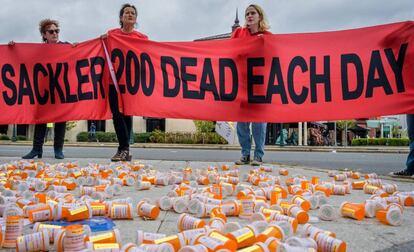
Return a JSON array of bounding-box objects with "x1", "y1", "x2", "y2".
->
[
  {"x1": 232, "y1": 4, "x2": 272, "y2": 166},
  {"x1": 10, "y1": 19, "x2": 69, "y2": 159},
  {"x1": 104, "y1": 3, "x2": 148, "y2": 161}
]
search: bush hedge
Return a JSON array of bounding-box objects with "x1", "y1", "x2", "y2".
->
[
  {"x1": 351, "y1": 138, "x2": 409, "y2": 146},
  {"x1": 16, "y1": 135, "x2": 27, "y2": 141},
  {"x1": 149, "y1": 130, "x2": 226, "y2": 144},
  {"x1": 134, "y1": 132, "x2": 151, "y2": 143},
  {"x1": 76, "y1": 130, "x2": 226, "y2": 144},
  {"x1": 0, "y1": 134, "x2": 10, "y2": 140},
  {"x1": 77, "y1": 132, "x2": 89, "y2": 142}
]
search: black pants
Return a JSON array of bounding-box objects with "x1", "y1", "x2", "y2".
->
[
  {"x1": 33, "y1": 122, "x2": 66, "y2": 150},
  {"x1": 109, "y1": 85, "x2": 131, "y2": 151}
]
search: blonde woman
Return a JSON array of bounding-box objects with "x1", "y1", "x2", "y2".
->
[{"x1": 232, "y1": 4, "x2": 271, "y2": 166}]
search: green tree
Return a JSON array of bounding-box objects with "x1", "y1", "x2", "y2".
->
[
  {"x1": 66, "y1": 121, "x2": 77, "y2": 131},
  {"x1": 193, "y1": 120, "x2": 216, "y2": 144},
  {"x1": 336, "y1": 120, "x2": 356, "y2": 146},
  {"x1": 392, "y1": 126, "x2": 402, "y2": 138},
  {"x1": 193, "y1": 120, "x2": 215, "y2": 133}
]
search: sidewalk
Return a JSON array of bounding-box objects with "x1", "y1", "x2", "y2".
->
[
  {"x1": 0, "y1": 140, "x2": 409, "y2": 154},
  {"x1": 0, "y1": 156, "x2": 413, "y2": 251}
]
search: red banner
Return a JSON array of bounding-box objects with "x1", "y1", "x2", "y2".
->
[
  {"x1": 0, "y1": 38, "x2": 111, "y2": 124},
  {"x1": 1, "y1": 21, "x2": 414, "y2": 124},
  {"x1": 109, "y1": 21, "x2": 414, "y2": 123}
]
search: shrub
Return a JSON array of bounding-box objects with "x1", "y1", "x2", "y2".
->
[
  {"x1": 96, "y1": 132, "x2": 117, "y2": 142},
  {"x1": 352, "y1": 138, "x2": 409, "y2": 146},
  {"x1": 77, "y1": 132, "x2": 89, "y2": 142},
  {"x1": 193, "y1": 121, "x2": 215, "y2": 133},
  {"x1": 149, "y1": 130, "x2": 165, "y2": 143},
  {"x1": 16, "y1": 135, "x2": 27, "y2": 141},
  {"x1": 0, "y1": 134, "x2": 10, "y2": 140},
  {"x1": 148, "y1": 130, "x2": 227, "y2": 144},
  {"x1": 134, "y1": 132, "x2": 152, "y2": 143},
  {"x1": 76, "y1": 130, "x2": 227, "y2": 144}
]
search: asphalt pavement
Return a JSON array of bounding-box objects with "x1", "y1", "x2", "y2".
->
[{"x1": 0, "y1": 143, "x2": 408, "y2": 176}]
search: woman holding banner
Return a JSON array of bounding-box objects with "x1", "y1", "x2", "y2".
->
[
  {"x1": 106, "y1": 3, "x2": 148, "y2": 161},
  {"x1": 11, "y1": 19, "x2": 68, "y2": 159},
  {"x1": 233, "y1": 4, "x2": 271, "y2": 166}
]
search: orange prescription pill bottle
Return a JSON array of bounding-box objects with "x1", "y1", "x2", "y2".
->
[
  {"x1": 340, "y1": 202, "x2": 364, "y2": 221},
  {"x1": 314, "y1": 185, "x2": 331, "y2": 197},
  {"x1": 279, "y1": 169, "x2": 288, "y2": 176},
  {"x1": 93, "y1": 243, "x2": 121, "y2": 251},
  {"x1": 220, "y1": 200, "x2": 240, "y2": 217},
  {"x1": 237, "y1": 242, "x2": 269, "y2": 252},
  {"x1": 109, "y1": 203, "x2": 133, "y2": 219},
  {"x1": 89, "y1": 228, "x2": 121, "y2": 244},
  {"x1": 66, "y1": 204, "x2": 92, "y2": 222},
  {"x1": 303, "y1": 223, "x2": 336, "y2": 238},
  {"x1": 311, "y1": 176, "x2": 319, "y2": 185},
  {"x1": 226, "y1": 225, "x2": 258, "y2": 249},
  {"x1": 28, "y1": 204, "x2": 53, "y2": 223},
  {"x1": 62, "y1": 225, "x2": 87, "y2": 252},
  {"x1": 136, "y1": 230, "x2": 166, "y2": 245},
  {"x1": 256, "y1": 224, "x2": 285, "y2": 243},
  {"x1": 33, "y1": 222, "x2": 63, "y2": 243},
  {"x1": 375, "y1": 204, "x2": 403, "y2": 226},
  {"x1": 140, "y1": 243, "x2": 175, "y2": 252},
  {"x1": 312, "y1": 232, "x2": 346, "y2": 252},
  {"x1": 209, "y1": 217, "x2": 226, "y2": 232},
  {"x1": 239, "y1": 195, "x2": 255, "y2": 219},
  {"x1": 3, "y1": 216, "x2": 24, "y2": 248},
  {"x1": 287, "y1": 205, "x2": 309, "y2": 224},
  {"x1": 178, "y1": 213, "x2": 206, "y2": 232},
  {"x1": 264, "y1": 237, "x2": 282, "y2": 252},
  {"x1": 137, "y1": 201, "x2": 160, "y2": 220},
  {"x1": 291, "y1": 195, "x2": 311, "y2": 211},
  {"x1": 207, "y1": 230, "x2": 237, "y2": 251},
  {"x1": 179, "y1": 244, "x2": 209, "y2": 252},
  {"x1": 270, "y1": 213, "x2": 298, "y2": 233},
  {"x1": 90, "y1": 202, "x2": 107, "y2": 216},
  {"x1": 153, "y1": 233, "x2": 185, "y2": 252},
  {"x1": 194, "y1": 235, "x2": 227, "y2": 252},
  {"x1": 351, "y1": 181, "x2": 365, "y2": 190},
  {"x1": 16, "y1": 230, "x2": 49, "y2": 252},
  {"x1": 180, "y1": 227, "x2": 210, "y2": 245},
  {"x1": 121, "y1": 243, "x2": 140, "y2": 252},
  {"x1": 210, "y1": 207, "x2": 227, "y2": 222}
]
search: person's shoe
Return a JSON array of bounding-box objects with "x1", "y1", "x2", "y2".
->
[
  {"x1": 251, "y1": 156, "x2": 263, "y2": 166},
  {"x1": 22, "y1": 149, "x2": 42, "y2": 159},
  {"x1": 54, "y1": 149, "x2": 64, "y2": 159},
  {"x1": 235, "y1": 156, "x2": 250, "y2": 165},
  {"x1": 111, "y1": 149, "x2": 132, "y2": 162},
  {"x1": 389, "y1": 169, "x2": 414, "y2": 178}
]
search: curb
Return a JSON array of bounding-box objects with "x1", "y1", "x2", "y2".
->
[{"x1": 0, "y1": 141, "x2": 408, "y2": 154}]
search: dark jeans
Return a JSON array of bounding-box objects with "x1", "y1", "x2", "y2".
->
[
  {"x1": 109, "y1": 85, "x2": 131, "y2": 151},
  {"x1": 406, "y1": 114, "x2": 414, "y2": 173},
  {"x1": 33, "y1": 122, "x2": 66, "y2": 150}
]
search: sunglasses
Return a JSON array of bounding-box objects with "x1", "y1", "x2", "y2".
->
[{"x1": 46, "y1": 29, "x2": 60, "y2": 35}]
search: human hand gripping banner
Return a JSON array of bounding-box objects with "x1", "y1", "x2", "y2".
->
[
  {"x1": 0, "y1": 38, "x2": 111, "y2": 124},
  {"x1": 1, "y1": 21, "x2": 414, "y2": 124}
]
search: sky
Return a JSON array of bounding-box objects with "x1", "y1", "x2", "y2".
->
[{"x1": 0, "y1": 0, "x2": 413, "y2": 44}]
